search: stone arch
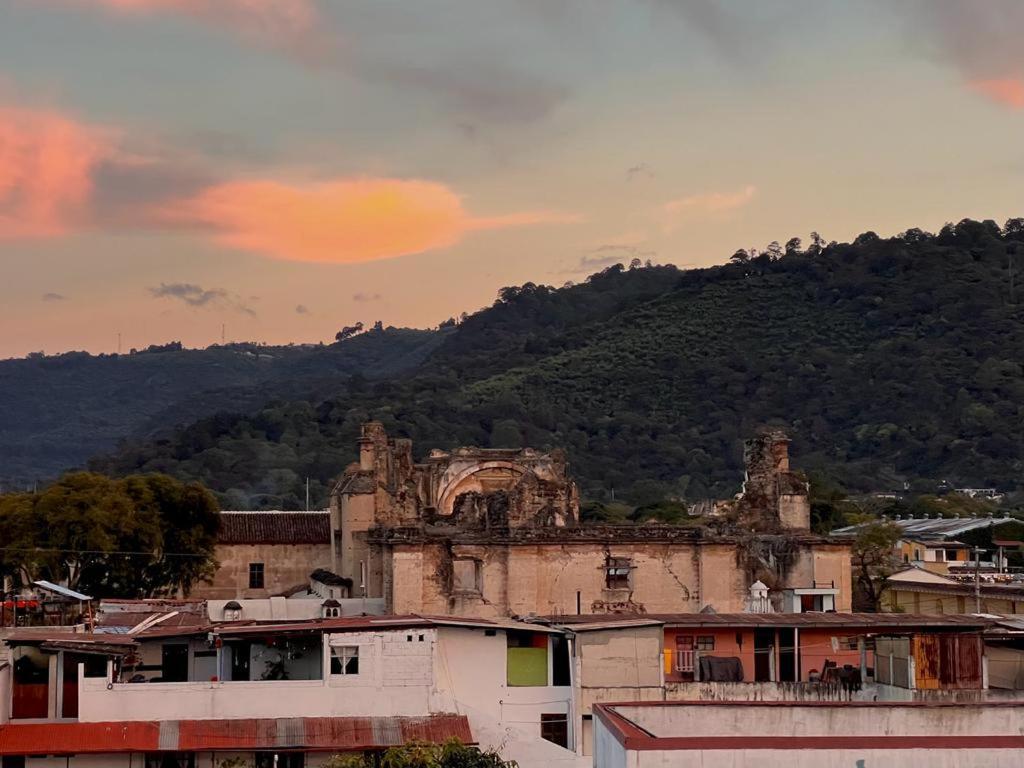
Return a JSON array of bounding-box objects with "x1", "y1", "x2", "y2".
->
[{"x1": 435, "y1": 461, "x2": 527, "y2": 516}]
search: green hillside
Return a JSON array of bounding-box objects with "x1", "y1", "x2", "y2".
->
[
  {"x1": 0, "y1": 328, "x2": 444, "y2": 486},
  {"x1": 90, "y1": 218, "x2": 1024, "y2": 510}
]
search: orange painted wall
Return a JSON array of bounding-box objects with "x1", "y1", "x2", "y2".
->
[
  {"x1": 664, "y1": 626, "x2": 874, "y2": 683},
  {"x1": 664, "y1": 627, "x2": 756, "y2": 682},
  {"x1": 798, "y1": 629, "x2": 869, "y2": 681}
]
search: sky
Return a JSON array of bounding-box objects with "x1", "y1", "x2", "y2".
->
[{"x1": 1, "y1": 0, "x2": 1023, "y2": 358}]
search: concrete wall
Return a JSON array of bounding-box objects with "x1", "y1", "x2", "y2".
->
[
  {"x1": 194, "y1": 542, "x2": 333, "y2": 599},
  {"x1": 207, "y1": 596, "x2": 385, "y2": 621},
  {"x1": 389, "y1": 541, "x2": 852, "y2": 618},
  {"x1": 619, "y1": 701, "x2": 1022, "y2": 737},
  {"x1": 79, "y1": 630, "x2": 438, "y2": 722}
]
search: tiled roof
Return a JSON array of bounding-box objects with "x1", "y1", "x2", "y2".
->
[
  {"x1": 0, "y1": 716, "x2": 472, "y2": 755},
  {"x1": 218, "y1": 511, "x2": 331, "y2": 545}
]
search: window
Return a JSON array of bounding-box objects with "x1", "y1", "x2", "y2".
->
[
  {"x1": 695, "y1": 636, "x2": 715, "y2": 651},
  {"x1": 913, "y1": 549, "x2": 921, "y2": 561},
  {"x1": 249, "y1": 562, "x2": 265, "y2": 589},
  {"x1": 946, "y1": 549, "x2": 960, "y2": 562},
  {"x1": 935, "y1": 549, "x2": 945, "y2": 562},
  {"x1": 453, "y1": 559, "x2": 482, "y2": 593},
  {"x1": 330, "y1": 645, "x2": 359, "y2": 675},
  {"x1": 903, "y1": 552, "x2": 909, "y2": 563},
  {"x1": 540, "y1": 713, "x2": 569, "y2": 749},
  {"x1": 605, "y1": 557, "x2": 632, "y2": 590}
]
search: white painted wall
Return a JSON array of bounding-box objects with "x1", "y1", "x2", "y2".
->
[
  {"x1": 79, "y1": 630, "x2": 436, "y2": 721},
  {"x1": 207, "y1": 596, "x2": 385, "y2": 621},
  {"x1": 627, "y1": 747, "x2": 1022, "y2": 768},
  {"x1": 620, "y1": 702, "x2": 1021, "y2": 737}
]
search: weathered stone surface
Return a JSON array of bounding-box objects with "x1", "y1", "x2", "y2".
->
[{"x1": 332, "y1": 422, "x2": 845, "y2": 618}]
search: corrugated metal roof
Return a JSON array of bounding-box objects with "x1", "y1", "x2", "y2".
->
[
  {"x1": 831, "y1": 516, "x2": 1016, "y2": 540},
  {"x1": 0, "y1": 721, "x2": 159, "y2": 755},
  {"x1": 33, "y1": 580, "x2": 92, "y2": 601},
  {"x1": 0, "y1": 716, "x2": 472, "y2": 755},
  {"x1": 218, "y1": 511, "x2": 331, "y2": 545}
]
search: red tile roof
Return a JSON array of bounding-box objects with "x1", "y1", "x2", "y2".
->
[
  {"x1": 218, "y1": 511, "x2": 331, "y2": 545},
  {"x1": 0, "y1": 716, "x2": 472, "y2": 755}
]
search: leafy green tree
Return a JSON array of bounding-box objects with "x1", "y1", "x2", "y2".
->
[
  {"x1": 851, "y1": 520, "x2": 902, "y2": 612},
  {"x1": 0, "y1": 472, "x2": 219, "y2": 597},
  {"x1": 323, "y1": 740, "x2": 517, "y2": 768}
]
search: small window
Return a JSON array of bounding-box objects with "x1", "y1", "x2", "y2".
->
[
  {"x1": 913, "y1": 549, "x2": 921, "y2": 561},
  {"x1": 903, "y1": 552, "x2": 909, "y2": 563},
  {"x1": 330, "y1": 646, "x2": 359, "y2": 675},
  {"x1": 249, "y1": 562, "x2": 265, "y2": 589},
  {"x1": 946, "y1": 549, "x2": 960, "y2": 562},
  {"x1": 83, "y1": 655, "x2": 109, "y2": 678},
  {"x1": 605, "y1": 557, "x2": 632, "y2": 590},
  {"x1": 695, "y1": 636, "x2": 715, "y2": 651},
  {"x1": 541, "y1": 713, "x2": 569, "y2": 748},
  {"x1": 934, "y1": 549, "x2": 945, "y2": 562}
]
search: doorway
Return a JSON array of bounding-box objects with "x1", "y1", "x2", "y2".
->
[{"x1": 754, "y1": 629, "x2": 774, "y2": 682}]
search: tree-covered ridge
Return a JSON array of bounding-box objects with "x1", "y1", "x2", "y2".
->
[
  {"x1": 94, "y1": 218, "x2": 1024, "y2": 510},
  {"x1": 0, "y1": 327, "x2": 444, "y2": 486}
]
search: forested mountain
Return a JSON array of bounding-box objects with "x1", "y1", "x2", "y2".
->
[
  {"x1": 0, "y1": 328, "x2": 444, "y2": 486},
  {"x1": 90, "y1": 218, "x2": 1024, "y2": 510}
]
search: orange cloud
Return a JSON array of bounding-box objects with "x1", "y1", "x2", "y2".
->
[
  {"x1": 69, "y1": 1, "x2": 318, "y2": 47},
  {"x1": 970, "y1": 78, "x2": 1024, "y2": 109},
  {"x1": 0, "y1": 107, "x2": 110, "y2": 239},
  {"x1": 166, "y1": 177, "x2": 577, "y2": 264},
  {"x1": 660, "y1": 184, "x2": 756, "y2": 233}
]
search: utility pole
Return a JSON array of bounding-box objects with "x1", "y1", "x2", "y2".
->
[{"x1": 973, "y1": 546, "x2": 984, "y2": 613}]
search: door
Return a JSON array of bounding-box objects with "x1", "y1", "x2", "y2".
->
[
  {"x1": 777, "y1": 628, "x2": 797, "y2": 682},
  {"x1": 675, "y1": 635, "x2": 695, "y2": 679},
  {"x1": 754, "y1": 629, "x2": 774, "y2": 682},
  {"x1": 161, "y1": 645, "x2": 189, "y2": 683}
]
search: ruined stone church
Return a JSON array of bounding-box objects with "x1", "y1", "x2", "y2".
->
[{"x1": 329, "y1": 423, "x2": 851, "y2": 619}]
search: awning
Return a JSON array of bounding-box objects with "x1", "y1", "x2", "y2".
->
[{"x1": 32, "y1": 580, "x2": 92, "y2": 601}]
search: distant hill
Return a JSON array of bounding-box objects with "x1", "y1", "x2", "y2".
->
[
  {"x1": 0, "y1": 328, "x2": 444, "y2": 487},
  {"x1": 90, "y1": 217, "x2": 1024, "y2": 510}
]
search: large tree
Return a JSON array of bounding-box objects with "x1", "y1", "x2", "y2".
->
[
  {"x1": 0, "y1": 472, "x2": 219, "y2": 597},
  {"x1": 851, "y1": 520, "x2": 902, "y2": 612}
]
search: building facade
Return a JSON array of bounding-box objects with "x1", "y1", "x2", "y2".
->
[
  {"x1": 192, "y1": 511, "x2": 334, "y2": 600},
  {"x1": 330, "y1": 424, "x2": 849, "y2": 618}
]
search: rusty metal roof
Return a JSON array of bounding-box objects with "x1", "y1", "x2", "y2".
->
[
  {"x1": 218, "y1": 511, "x2": 331, "y2": 545},
  {"x1": 0, "y1": 715, "x2": 472, "y2": 755}
]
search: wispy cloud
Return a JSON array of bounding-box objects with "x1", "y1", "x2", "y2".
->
[
  {"x1": 41, "y1": 292, "x2": 68, "y2": 301},
  {"x1": 660, "y1": 185, "x2": 756, "y2": 233},
  {"x1": 161, "y1": 177, "x2": 579, "y2": 264},
  {"x1": 0, "y1": 106, "x2": 112, "y2": 239},
  {"x1": 352, "y1": 292, "x2": 381, "y2": 302},
  {"x1": 61, "y1": 0, "x2": 322, "y2": 55},
  {"x1": 626, "y1": 163, "x2": 655, "y2": 182},
  {"x1": 149, "y1": 282, "x2": 255, "y2": 316},
  {"x1": 896, "y1": 1, "x2": 1024, "y2": 110}
]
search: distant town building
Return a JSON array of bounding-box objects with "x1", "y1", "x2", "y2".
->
[{"x1": 191, "y1": 510, "x2": 334, "y2": 599}]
